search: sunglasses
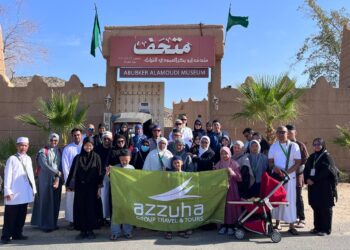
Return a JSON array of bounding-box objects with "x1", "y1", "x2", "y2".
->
[
  {"x1": 313, "y1": 143, "x2": 322, "y2": 147},
  {"x1": 277, "y1": 131, "x2": 287, "y2": 134},
  {"x1": 175, "y1": 123, "x2": 182, "y2": 126},
  {"x1": 117, "y1": 140, "x2": 125, "y2": 143}
]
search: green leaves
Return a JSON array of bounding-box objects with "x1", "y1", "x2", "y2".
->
[
  {"x1": 295, "y1": 0, "x2": 349, "y2": 86},
  {"x1": 15, "y1": 91, "x2": 89, "y2": 145},
  {"x1": 233, "y1": 74, "x2": 303, "y2": 143},
  {"x1": 334, "y1": 125, "x2": 350, "y2": 149}
]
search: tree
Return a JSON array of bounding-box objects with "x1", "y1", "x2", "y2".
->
[
  {"x1": 233, "y1": 74, "x2": 304, "y2": 144},
  {"x1": 15, "y1": 91, "x2": 89, "y2": 145},
  {"x1": 334, "y1": 125, "x2": 350, "y2": 150},
  {"x1": 294, "y1": 0, "x2": 349, "y2": 86},
  {"x1": 0, "y1": 0, "x2": 47, "y2": 78}
]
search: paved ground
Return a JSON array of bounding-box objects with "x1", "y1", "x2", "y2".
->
[{"x1": 0, "y1": 184, "x2": 349, "y2": 250}]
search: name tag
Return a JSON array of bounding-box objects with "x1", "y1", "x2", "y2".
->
[{"x1": 310, "y1": 168, "x2": 316, "y2": 176}]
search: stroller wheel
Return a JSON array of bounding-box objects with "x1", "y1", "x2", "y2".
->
[
  {"x1": 234, "y1": 229, "x2": 245, "y2": 240},
  {"x1": 271, "y1": 230, "x2": 281, "y2": 243}
]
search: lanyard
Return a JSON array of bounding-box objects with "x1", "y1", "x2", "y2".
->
[
  {"x1": 313, "y1": 150, "x2": 326, "y2": 168},
  {"x1": 279, "y1": 142, "x2": 289, "y2": 158}
]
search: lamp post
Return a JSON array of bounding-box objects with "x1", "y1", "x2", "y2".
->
[
  {"x1": 104, "y1": 94, "x2": 112, "y2": 111},
  {"x1": 104, "y1": 94, "x2": 113, "y2": 131}
]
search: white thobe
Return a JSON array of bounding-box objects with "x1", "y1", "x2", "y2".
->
[
  {"x1": 268, "y1": 140, "x2": 301, "y2": 223},
  {"x1": 143, "y1": 149, "x2": 173, "y2": 171},
  {"x1": 61, "y1": 142, "x2": 82, "y2": 222},
  {"x1": 4, "y1": 154, "x2": 37, "y2": 205}
]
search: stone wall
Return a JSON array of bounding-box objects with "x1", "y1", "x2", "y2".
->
[{"x1": 0, "y1": 74, "x2": 107, "y2": 146}]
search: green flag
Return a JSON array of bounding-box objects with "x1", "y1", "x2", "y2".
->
[
  {"x1": 226, "y1": 7, "x2": 249, "y2": 32},
  {"x1": 110, "y1": 168, "x2": 228, "y2": 231},
  {"x1": 90, "y1": 9, "x2": 101, "y2": 57}
]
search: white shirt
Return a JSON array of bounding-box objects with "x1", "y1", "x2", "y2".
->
[
  {"x1": 4, "y1": 154, "x2": 37, "y2": 205},
  {"x1": 168, "y1": 126, "x2": 193, "y2": 148},
  {"x1": 143, "y1": 149, "x2": 173, "y2": 171},
  {"x1": 268, "y1": 140, "x2": 301, "y2": 171},
  {"x1": 62, "y1": 142, "x2": 82, "y2": 183}
]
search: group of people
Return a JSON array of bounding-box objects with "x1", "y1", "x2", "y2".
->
[{"x1": 1, "y1": 116, "x2": 339, "y2": 244}]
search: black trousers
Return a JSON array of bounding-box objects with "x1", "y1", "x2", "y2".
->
[
  {"x1": 1, "y1": 203, "x2": 28, "y2": 240},
  {"x1": 296, "y1": 185, "x2": 305, "y2": 220},
  {"x1": 312, "y1": 206, "x2": 333, "y2": 234}
]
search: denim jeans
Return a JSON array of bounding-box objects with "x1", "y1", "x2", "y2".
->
[{"x1": 111, "y1": 223, "x2": 133, "y2": 236}]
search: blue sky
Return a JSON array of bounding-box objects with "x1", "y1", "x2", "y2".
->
[{"x1": 2, "y1": 0, "x2": 349, "y2": 108}]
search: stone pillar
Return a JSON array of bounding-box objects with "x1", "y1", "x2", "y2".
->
[
  {"x1": 208, "y1": 59, "x2": 222, "y2": 120},
  {"x1": 0, "y1": 25, "x2": 6, "y2": 77},
  {"x1": 339, "y1": 24, "x2": 350, "y2": 88}
]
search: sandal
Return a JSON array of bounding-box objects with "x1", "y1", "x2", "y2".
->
[
  {"x1": 273, "y1": 225, "x2": 282, "y2": 231},
  {"x1": 288, "y1": 228, "x2": 299, "y2": 235},
  {"x1": 164, "y1": 232, "x2": 172, "y2": 240},
  {"x1": 110, "y1": 234, "x2": 118, "y2": 241}
]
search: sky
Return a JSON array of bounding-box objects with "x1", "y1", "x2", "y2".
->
[{"x1": 1, "y1": 0, "x2": 349, "y2": 108}]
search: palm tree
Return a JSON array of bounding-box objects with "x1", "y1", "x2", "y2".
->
[
  {"x1": 15, "y1": 91, "x2": 89, "y2": 145},
  {"x1": 334, "y1": 125, "x2": 350, "y2": 149},
  {"x1": 233, "y1": 74, "x2": 304, "y2": 144}
]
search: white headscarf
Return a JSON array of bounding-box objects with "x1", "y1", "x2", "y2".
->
[
  {"x1": 199, "y1": 136, "x2": 210, "y2": 157},
  {"x1": 157, "y1": 137, "x2": 168, "y2": 153}
]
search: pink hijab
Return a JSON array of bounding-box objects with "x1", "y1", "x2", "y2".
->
[{"x1": 214, "y1": 146, "x2": 239, "y2": 170}]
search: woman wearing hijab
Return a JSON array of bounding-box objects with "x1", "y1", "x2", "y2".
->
[
  {"x1": 131, "y1": 139, "x2": 151, "y2": 170},
  {"x1": 131, "y1": 124, "x2": 147, "y2": 152},
  {"x1": 114, "y1": 123, "x2": 131, "y2": 148},
  {"x1": 192, "y1": 136, "x2": 216, "y2": 172},
  {"x1": 143, "y1": 137, "x2": 173, "y2": 171},
  {"x1": 171, "y1": 138, "x2": 194, "y2": 172},
  {"x1": 189, "y1": 134, "x2": 201, "y2": 156},
  {"x1": 66, "y1": 137, "x2": 103, "y2": 240},
  {"x1": 31, "y1": 133, "x2": 62, "y2": 232},
  {"x1": 192, "y1": 119, "x2": 205, "y2": 139},
  {"x1": 248, "y1": 140, "x2": 268, "y2": 197},
  {"x1": 214, "y1": 147, "x2": 242, "y2": 235},
  {"x1": 304, "y1": 138, "x2": 338, "y2": 236},
  {"x1": 232, "y1": 140, "x2": 255, "y2": 199}
]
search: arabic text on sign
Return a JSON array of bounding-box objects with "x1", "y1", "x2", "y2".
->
[{"x1": 134, "y1": 37, "x2": 192, "y2": 55}]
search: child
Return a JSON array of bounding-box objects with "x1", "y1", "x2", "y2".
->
[
  {"x1": 213, "y1": 147, "x2": 242, "y2": 235},
  {"x1": 165, "y1": 156, "x2": 192, "y2": 240},
  {"x1": 109, "y1": 149, "x2": 134, "y2": 240}
]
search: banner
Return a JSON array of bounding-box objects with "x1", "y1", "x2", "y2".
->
[{"x1": 110, "y1": 168, "x2": 228, "y2": 231}]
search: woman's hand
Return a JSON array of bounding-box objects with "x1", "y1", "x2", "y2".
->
[
  {"x1": 97, "y1": 188, "x2": 101, "y2": 198},
  {"x1": 306, "y1": 179, "x2": 314, "y2": 186},
  {"x1": 106, "y1": 166, "x2": 111, "y2": 176},
  {"x1": 228, "y1": 168, "x2": 236, "y2": 177},
  {"x1": 53, "y1": 179, "x2": 59, "y2": 189},
  {"x1": 4, "y1": 194, "x2": 13, "y2": 201}
]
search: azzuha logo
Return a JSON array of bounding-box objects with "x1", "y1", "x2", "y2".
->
[
  {"x1": 133, "y1": 177, "x2": 204, "y2": 223},
  {"x1": 149, "y1": 177, "x2": 201, "y2": 201}
]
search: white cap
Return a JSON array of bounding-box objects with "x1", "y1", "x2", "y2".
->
[
  {"x1": 102, "y1": 131, "x2": 113, "y2": 139},
  {"x1": 16, "y1": 137, "x2": 29, "y2": 144}
]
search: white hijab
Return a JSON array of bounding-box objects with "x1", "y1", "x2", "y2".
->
[
  {"x1": 199, "y1": 136, "x2": 210, "y2": 157},
  {"x1": 157, "y1": 137, "x2": 168, "y2": 154}
]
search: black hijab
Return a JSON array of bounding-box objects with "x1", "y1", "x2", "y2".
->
[{"x1": 78, "y1": 137, "x2": 100, "y2": 171}]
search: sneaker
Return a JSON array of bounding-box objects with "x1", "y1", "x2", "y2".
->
[
  {"x1": 227, "y1": 228, "x2": 235, "y2": 235},
  {"x1": 125, "y1": 234, "x2": 133, "y2": 239},
  {"x1": 218, "y1": 227, "x2": 227, "y2": 235},
  {"x1": 318, "y1": 232, "x2": 327, "y2": 236}
]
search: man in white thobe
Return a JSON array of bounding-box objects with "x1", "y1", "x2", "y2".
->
[
  {"x1": 1, "y1": 137, "x2": 37, "y2": 244},
  {"x1": 268, "y1": 126, "x2": 301, "y2": 235},
  {"x1": 62, "y1": 128, "x2": 82, "y2": 229}
]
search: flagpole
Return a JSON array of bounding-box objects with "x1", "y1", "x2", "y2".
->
[
  {"x1": 94, "y1": 3, "x2": 102, "y2": 54},
  {"x1": 224, "y1": 3, "x2": 231, "y2": 45}
]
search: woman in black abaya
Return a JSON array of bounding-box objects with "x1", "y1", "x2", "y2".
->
[{"x1": 66, "y1": 137, "x2": 103, "y2": 240}]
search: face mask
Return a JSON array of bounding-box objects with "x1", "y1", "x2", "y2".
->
[{"x1": 141, "y1": 145, "x2": 150, "y2": 152}]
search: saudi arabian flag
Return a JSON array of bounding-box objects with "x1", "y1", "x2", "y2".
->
[
  {"x1": 110, "y1": 168, "x2": 228, "y2": 231},
  {"x1": 90, "y1": 9, "x2": 101, "y2": 57},
  {"x1": 226, "y1": 6, "x2": 249, "y2": 32}
]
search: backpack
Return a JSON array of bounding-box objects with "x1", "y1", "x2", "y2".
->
[{"x1": 327, "y1": 152, "x2": 341, "y2": 202}]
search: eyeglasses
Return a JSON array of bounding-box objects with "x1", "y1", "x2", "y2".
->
[
  {"x1": 277, "y1": 131, "x2": 287, "y2": 134},
  {"x1": 181, "y1": 118, "x2": 187, "y2": 121},
  {"x1": 313, "y1": 143, "x2": 322, "y2": 147},
  {"x1": 195, "y1": 123, "x2": 201, "y2": 126}
]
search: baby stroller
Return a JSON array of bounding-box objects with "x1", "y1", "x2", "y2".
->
[{"x1": 227, "y1": 169, "x2": 290, "y2": 243}]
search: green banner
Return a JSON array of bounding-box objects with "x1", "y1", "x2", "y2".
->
[{"x1": 110, "y1": 168, "x2": 228, "y2": 231}]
